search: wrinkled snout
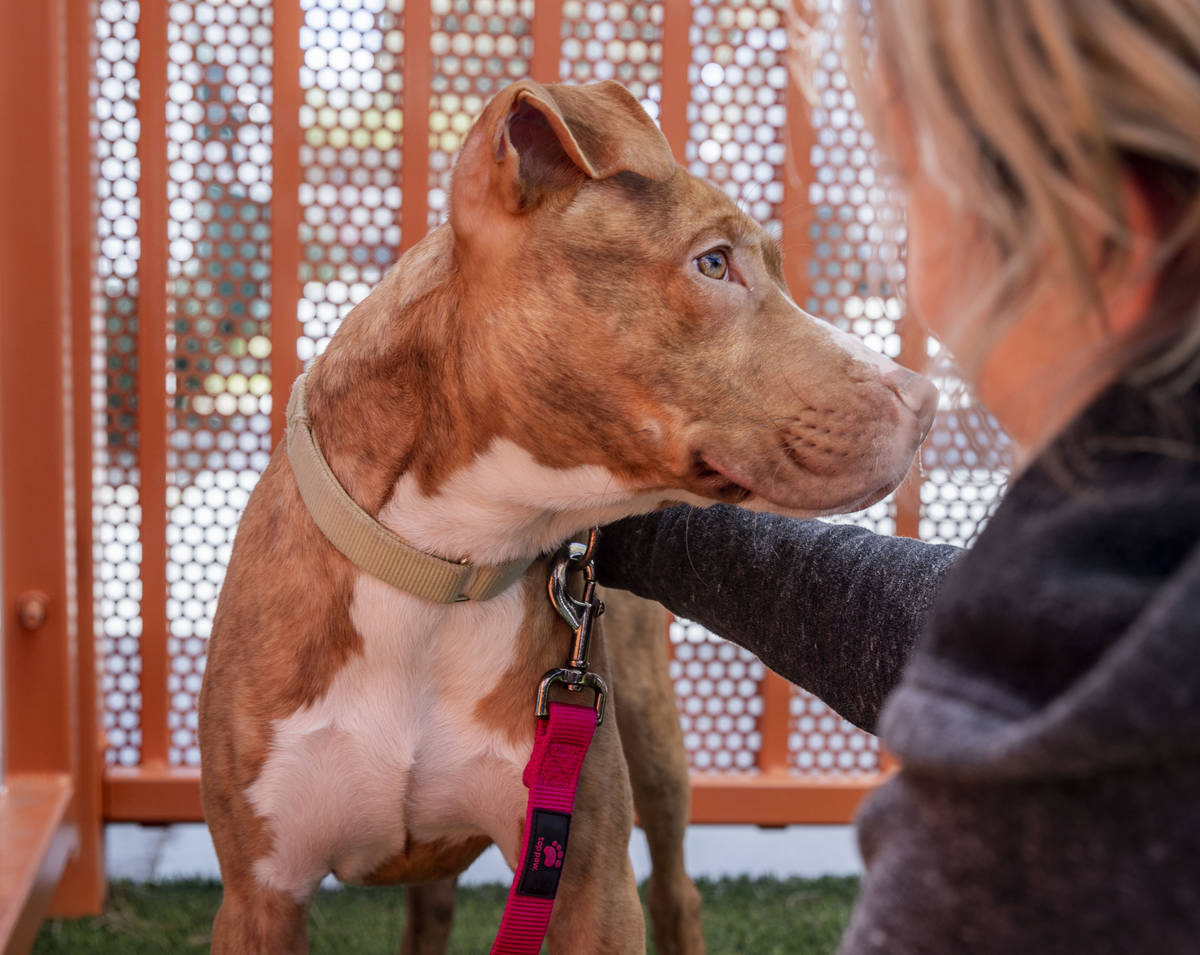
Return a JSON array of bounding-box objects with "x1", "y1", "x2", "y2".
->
[
  {"x1": 683, "y1": 309, "x2": 940, "y2": 518},
  {"x1": 821, "y1": 318, "x2": 937, "y2": 448}
]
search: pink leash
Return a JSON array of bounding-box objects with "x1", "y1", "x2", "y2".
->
[
  {"x1": 491, "y1": 531, "x2": 607, "y2": 954},
  {"x1": 491, "y1": 702, "x2": 598, "y2": 953}
]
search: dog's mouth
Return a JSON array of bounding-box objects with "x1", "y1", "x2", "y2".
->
[
  {"x1": 689, "y1": 451, "x2": 753, "y2": 504},
  {"x1": 690, "y1": 445, "x2": 906, "y2": 516}
]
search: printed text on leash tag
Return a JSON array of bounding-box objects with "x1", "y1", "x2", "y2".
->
[{"x1": 517, "y1": 809, "x2": 572, "y2": 899}]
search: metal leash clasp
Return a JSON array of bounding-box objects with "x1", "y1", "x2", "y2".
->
[{"x1": 536, "y1": 527, "x2": 608, "y2": 725}]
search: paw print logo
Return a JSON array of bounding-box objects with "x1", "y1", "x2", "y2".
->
[{"x1": 542, "y1": 840, "x2": 564, "y2": 869}]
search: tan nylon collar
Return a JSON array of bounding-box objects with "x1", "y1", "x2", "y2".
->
[{"x1": 285, "y1": 373, "x2": 534, "y2": 602}]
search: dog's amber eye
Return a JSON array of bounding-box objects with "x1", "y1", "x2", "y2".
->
[{"x1": 695, "y1": 250, "x2": 729, "y2": 280}]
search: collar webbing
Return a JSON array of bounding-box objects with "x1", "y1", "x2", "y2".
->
[{"x1": 285, "y1": 373, "x2": 533, "y2": 603}]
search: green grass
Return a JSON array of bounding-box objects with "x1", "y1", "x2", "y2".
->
[{"x1": 34, "y1": 876, "x2": 859, "y2": 953}]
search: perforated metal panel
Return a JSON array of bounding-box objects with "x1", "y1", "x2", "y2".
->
[
  {"x1": 669, "y1": 619, "x2": 763, "y2": 772},
  {"x1": 95, "y1": 0, "x2": 143, "y2": 767},
  {"x1": 686, "y1": 0, "x2": 788, "y2": 238},
  {"x1": 299, "y1": 0, "x2": 402, "y2": 361},
  {"x1": 920, "y1": 345, "x2": 1011, "y2": 546},
  {"x1": 803, "y1": 3, "x2": 903, "y2": 323},
  {"x1": 789, "y1": 692, "x2": 880, "y2": 774},
  {"x1": 163, "y1": 0, "x2": 275, "y2": 766},
  {"x1": 427, "y1": 0, "x2": 533, "y2": 228},
  {"x1": 560, "y1": 0, "x2": 662, "y2": 121}
]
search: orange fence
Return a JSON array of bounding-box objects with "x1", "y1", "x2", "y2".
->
[{"x1": 0, "y1": 0, "x2": 1009, "y2": 918}]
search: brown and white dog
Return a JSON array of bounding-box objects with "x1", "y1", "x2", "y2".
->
[{"x1": 199, "y1": 79, "x2": 936, "y2": 954}]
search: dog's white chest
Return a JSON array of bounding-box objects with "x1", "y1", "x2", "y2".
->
[{"x1": 246, "y1": 572, "x2": 534, "y2": 900}]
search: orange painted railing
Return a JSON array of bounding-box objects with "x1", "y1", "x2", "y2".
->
[{"x1": 1, "y1": 0, "x2": 106, "y2": 925}]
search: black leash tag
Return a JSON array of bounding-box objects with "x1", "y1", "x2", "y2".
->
[{"x1": 516, "y1": 809, "x2": 572, "y2": 899}]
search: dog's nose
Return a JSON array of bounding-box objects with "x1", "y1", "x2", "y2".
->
[{"x1": 886, "y1": 366, "x2": 939, "y2": 437}]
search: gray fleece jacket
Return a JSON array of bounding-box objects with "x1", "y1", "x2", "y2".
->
[{"x1": 595, "y1": 379, "x2": 1200, "y2": 954}]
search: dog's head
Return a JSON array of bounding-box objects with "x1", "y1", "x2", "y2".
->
[{"x1": 440, "y1": 79, "x2": 935, "y2": 519}]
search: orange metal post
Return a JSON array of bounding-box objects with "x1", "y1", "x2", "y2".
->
[
  {"x1": 0, "y1": 0, "x2": 75, "y2": 787},
  {"x1": 0, "y1": 0, "x2": 104, "y2": 920},
  {"x1": 895, "y1": 317, "x2": 928, "y2": 540},
  {"x1": 136, "y1": 0, "x2": 171, "y2": 771},
  {"x1": 757, "y1": 671, "x2": 793, "y2": 774},
  {"x1": 400, "y1": 0, "x2": 432, "y2": 254},
  {"x1": 782, "y1": 2, "x2": 817, "y2": 306},
  {"x1": 56, "y1": 0, "x2": 107, "y2": 915},
  {"x1": 530, "y1": 0, "x2": 564, "y2": 84},
  {"x1": 659, "y1": 0, "x2": 691, "y2": 162},
  {"x1": 271, "y1": 0, "x2": 304, "y2": 443}
]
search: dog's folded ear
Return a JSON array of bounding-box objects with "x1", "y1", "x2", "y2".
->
[{"x1": 451, "y1": 80, "x2": 675, "y2": 228}]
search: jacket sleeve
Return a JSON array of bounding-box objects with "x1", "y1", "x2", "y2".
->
[{"x1": 593, "y1": 504, "x2": 963, "y2": 732}]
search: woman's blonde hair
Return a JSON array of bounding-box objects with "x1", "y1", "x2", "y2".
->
[{"x1": 842, "y1": 0, "x2": 1200, "y2": 394}]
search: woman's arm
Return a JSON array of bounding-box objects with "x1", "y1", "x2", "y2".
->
[{"x1": 594, "y1": 504, "x2": 963, "y2": 732}]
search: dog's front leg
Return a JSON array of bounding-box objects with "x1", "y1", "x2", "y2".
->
[
  {"x1": 211, "y1": 881, "x2": 311, "y2": 955},
  {"x1": 401, "y1": 876, "x2": 458, "y2": 955},
  {"x1": 605, "y1": 593, "x2": 705, "y2": 955}
]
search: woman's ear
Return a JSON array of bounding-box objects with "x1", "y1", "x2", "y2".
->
[{"x1": 1103, "y1": 174, "x2": 1159, "y2": 342}]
